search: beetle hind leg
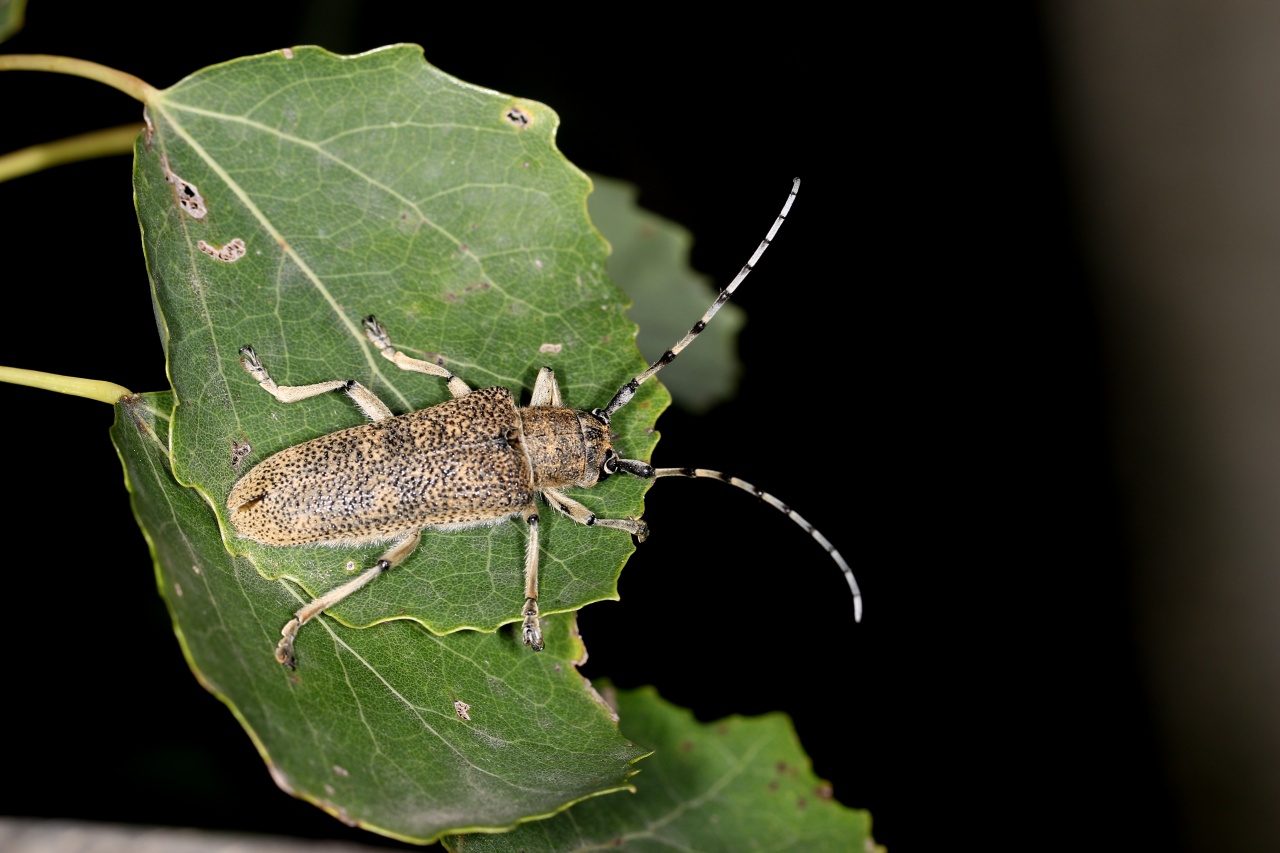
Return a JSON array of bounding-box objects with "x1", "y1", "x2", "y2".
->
[{"x1": 275, "y1": 529, "x2": 422, "y2": 668}]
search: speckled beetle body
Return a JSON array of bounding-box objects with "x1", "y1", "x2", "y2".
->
[{"x1": 228, "y1": 386, "x2": 614, "y2": 546}]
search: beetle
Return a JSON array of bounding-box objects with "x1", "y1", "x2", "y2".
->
[{"x1": 226, "y1": 178, "x2": 861, "y2": 668}]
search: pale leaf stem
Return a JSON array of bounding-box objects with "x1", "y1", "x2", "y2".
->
[
  {"x1": 0, "y1": 366, "x2": 132, "y2": 404},
  {"x1": 0, "y1": 54, "x2": 158, "y2": 102},
  {"x1": 0, "y1": 122, "x2": 140, "y2": 183}
]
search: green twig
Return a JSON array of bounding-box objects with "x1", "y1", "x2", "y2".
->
[
  {"x1": 0, "y1": 54, "x2": 157, "y2": 102},
  {"x1": 0, "y1": 366, "x2": 132, "y2": 404},
  {"x1": 0, "y1": 122, "x2": 140, "y2": 183}
]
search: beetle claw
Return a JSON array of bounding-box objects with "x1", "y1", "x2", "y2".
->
[{"x1": 275, "y1": 618, "x2": 300, "y2": 669}]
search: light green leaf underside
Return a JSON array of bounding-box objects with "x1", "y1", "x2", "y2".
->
[
  {"x1": 588, "y1": 175, "x2": 744, "y2": 413},
  {"x1": 112, "y1": 391, "x2": 647, "y2": 844},
  {"x1": 135, "y1": 44, "x2": 667, "y2": 638},
  {"x1": 448, "y1": 686, "x2": 879, "y2": 853}
]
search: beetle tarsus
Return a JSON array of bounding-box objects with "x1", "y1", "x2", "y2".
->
[
  {"x1": 522, "y1": 597, "x2": 544, "y2": 651},
  {"x1": 239, "y1": 345, "x2": 265, "y2": 378},
  {"x1": 276, "y1": 617, "x2": 300, "y2": 669},
  {"x1": 363, "y1": 316, "x2": 391, "y2": 352}
]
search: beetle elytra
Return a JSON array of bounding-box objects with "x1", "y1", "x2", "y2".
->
[{"x1": 227, "y1": 178, "x2": 861, "y2": 668}]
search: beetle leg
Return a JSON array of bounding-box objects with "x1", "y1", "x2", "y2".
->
[
  {"x1": 275, "y1": 529, "x2": 422, "y2": 668},
  {"x1": 520, "y1": 506, "x2": 544, "y2": 651},
  {"x1": 528, "y1": 366, "x2": 563, "y2": 407},
  {"x1": 238, "y1": 345, "x2": 394, "y2": 421},
  {"x1": 541, "y1": 487, "x2": 650, "y2": 542},
  {"x1": 363, "y1": 316, "x2": 472, "y2": 399}
]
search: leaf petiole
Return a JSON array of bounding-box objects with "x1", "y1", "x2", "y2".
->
[
  {"x1": 0, "y1": 366, "x2": 132, "y2": 404},
  {"x1": 0, "y1": 54, "x2": 157, "y2": 101},
  {"x1": 0, "y1": 122, "x2": 139, "y2": 183}
]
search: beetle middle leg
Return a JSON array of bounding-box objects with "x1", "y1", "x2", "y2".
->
[
  {"x1": 274, "y1": 529, "x2": 422, "y2": 668},
  {"x1": 363, "y1": 316, "x2": 472, "y2": 399}
]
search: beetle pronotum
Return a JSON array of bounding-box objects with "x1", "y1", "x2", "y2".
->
[{"x1": 227, "y1": 178, "x2": 861, "y2": 668}]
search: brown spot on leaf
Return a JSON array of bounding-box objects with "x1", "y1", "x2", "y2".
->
[
  {"x1": 199, "y1": 238, "x2": 247, "y2": 262},
  {"x1": 161, "y1": 154, "x2": 207, "y2": 220}
]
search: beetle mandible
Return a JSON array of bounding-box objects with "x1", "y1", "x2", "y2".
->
[{"x1": 227, "y1": 178, "x2": 862, "y2": 668}]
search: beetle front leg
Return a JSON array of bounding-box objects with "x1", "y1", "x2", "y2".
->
[
  {"x1": 528, "y1": 366, "x2": 563, "y2": 407},
  {"x1": 275, "y1": 529, "x2": 422, "y2": 668},
  {"x1": 541, "y1": 488, "x2": 650, "y2": 542},
  {"x1": 521, "y1": 506, "x2": 544, "y2": 651}
]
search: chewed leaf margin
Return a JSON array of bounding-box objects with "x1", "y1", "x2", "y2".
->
[{"x1": 447, "y1": 685, "x2": 880, "y2": 852}]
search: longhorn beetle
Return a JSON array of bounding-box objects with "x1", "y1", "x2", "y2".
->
[{"x1": 227, "y1": 178, "x2": 861, "y2": 668}]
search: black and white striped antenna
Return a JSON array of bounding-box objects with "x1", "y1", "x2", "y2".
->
[
  {"x1": 593, "y1": 178, "x2": 863, "y2": 622},
  {"x1": 595, "y1": 177, "x2": 800, "y2": 423}
]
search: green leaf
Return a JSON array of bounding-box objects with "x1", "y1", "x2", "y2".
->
[
  {"x1": 112, "y1": 391, "x2": 648, "y2": 843},
  {"x1": 0, "y1": 0, "x2": 25, "y2": 43},
  {"x1": 588, "y1": 174, "x2": 744, "y2": 413},
  {"x1": 135, "y1": 44, "x2": 666, "y2": 641},
  {"x1": 447, "y1": 687, "x2": 879, "y2": 853}
]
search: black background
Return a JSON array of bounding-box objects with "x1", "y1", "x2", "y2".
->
[{"x1": 0, "y1": 4, "x2": 1177, "y2": 851}]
